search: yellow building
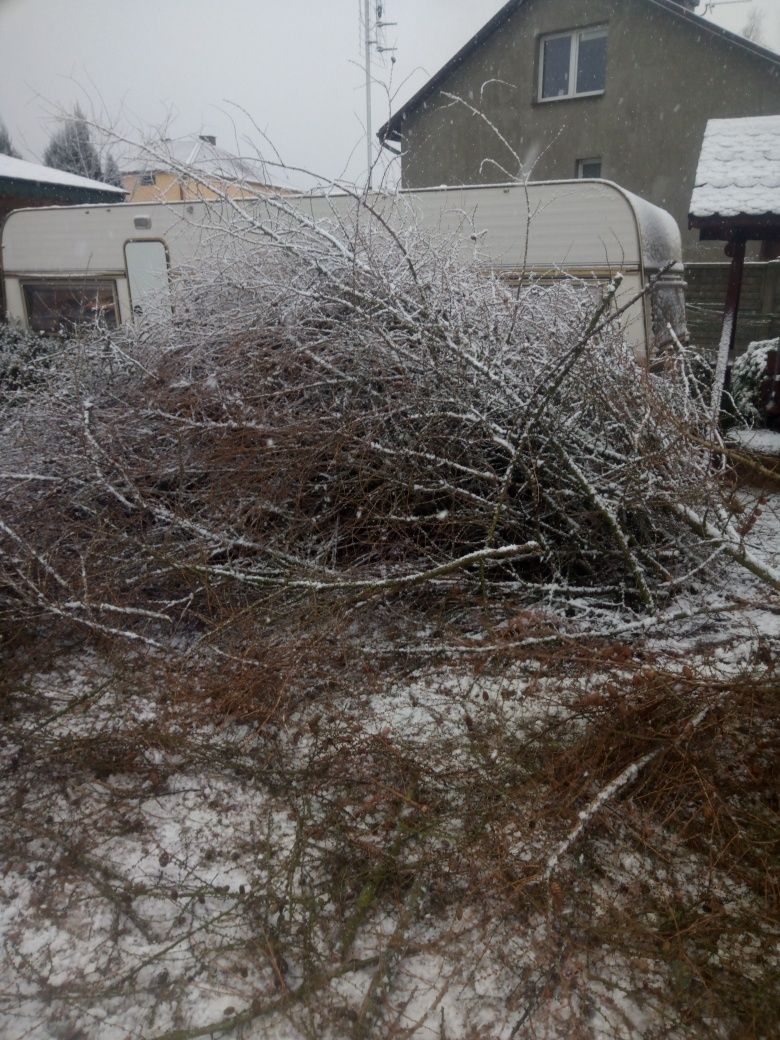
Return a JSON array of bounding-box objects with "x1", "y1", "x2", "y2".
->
[{"x1": 119, "y1": 135, "x2": 287, "y2": 203}]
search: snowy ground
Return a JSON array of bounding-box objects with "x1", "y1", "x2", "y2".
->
[
  {"x1": 1, "y1": 490, "x2": 778, "y2": 1040},
  {"x1": 727, "y1": 426, "x2": 780, "y2": 458}
]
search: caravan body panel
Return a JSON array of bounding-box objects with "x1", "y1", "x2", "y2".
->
[{"x1": 1, "y1": 180, "x2": 685, "y2": 358}]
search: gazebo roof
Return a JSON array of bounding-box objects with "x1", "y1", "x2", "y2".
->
[{"x1": 689, "y1": 115, "x2": 780, "y2": 239}]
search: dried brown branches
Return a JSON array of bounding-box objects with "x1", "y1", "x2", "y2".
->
[
  {"x1": 2, "y1": 622, "x2": 778, "y2": 1039},
  {"x1": 0, "y1": 191, "x2": 743, "y2": 660}
]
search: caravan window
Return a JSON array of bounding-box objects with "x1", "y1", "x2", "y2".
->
[{"x1": 22, "y1": 281, "x2": 118, "y2": 334}]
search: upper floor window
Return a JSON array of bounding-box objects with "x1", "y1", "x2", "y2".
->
[
  {"x1": 139, "y1": 171, "x2": 156, "y2": 186},
  {"x1": 539, "y1": 27, "x2": 607, "y2": 101}
]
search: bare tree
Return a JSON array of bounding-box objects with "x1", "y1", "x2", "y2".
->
[
  {"x1": 0, "y1": 118, "x2": 20, "y2": 158},
  {"x1": 742, "y1": 5, "x2": 766, "y2": 44}
]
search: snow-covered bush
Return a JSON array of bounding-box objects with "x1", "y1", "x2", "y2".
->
[
  {"x1": 730, "y1": 337, "x2": 777, "y2": 426},
  {"x1": 0, "y1": 192, "x2": 753, "y2": 653},
  {"x1": 0, "y1": 322, "x2": 64, "y2": 403}
]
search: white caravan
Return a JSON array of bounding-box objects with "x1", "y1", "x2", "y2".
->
[{"x1": 0, "y1": 180, "x2": 686, "y2": 360}]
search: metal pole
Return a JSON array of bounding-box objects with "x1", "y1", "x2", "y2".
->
[
  {"x1": 364, "y1": 0, "x2": 372, "y2": 188},
  {"x1": 710, "y1": 235, "x2": 746, "y2": 424}
]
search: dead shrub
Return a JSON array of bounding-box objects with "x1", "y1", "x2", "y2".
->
[{"x1": 0, "y1": 191, "x2": 755, "y2": 677}]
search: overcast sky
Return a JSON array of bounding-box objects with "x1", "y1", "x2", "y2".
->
[{"x1": 1, "y1": 0, "x2": 778, "y2": 186}]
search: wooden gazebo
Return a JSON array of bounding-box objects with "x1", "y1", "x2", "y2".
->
[{"x1": 689, "y1": 115, "x2": 780, "y2": 421}]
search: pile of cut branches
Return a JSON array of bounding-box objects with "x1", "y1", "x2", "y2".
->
[{"x1": 0, "y1": 192, "x2": 766, "y2": 653}]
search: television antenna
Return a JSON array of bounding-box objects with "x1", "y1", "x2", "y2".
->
[
  {"x1": 363, "y1": 0, "x2": 397, "y2": 188},
  {"x1": 702, "y1": 0, "x2": 750, "y2": 14}
]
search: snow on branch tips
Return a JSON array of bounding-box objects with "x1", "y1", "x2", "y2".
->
[{"x1": 0, "y1": 185, "x2": 742, "y2": 656}]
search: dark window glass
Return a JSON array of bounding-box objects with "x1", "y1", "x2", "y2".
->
[
  {"x1": 23, "y1": 282, "x2": 118, "y2": 333},
  {"x1": 139, "y1": 172, "x2": 155, "y2": 186},
  {"x1": 542, "y1": 35, "x2": 571, "y2": 98},
  {"x1": 576, "y1": 32, "x2": 607, "y2": 94},
  {"x1": 578, "y1": 158, "x2": 602, "y2": 178}
]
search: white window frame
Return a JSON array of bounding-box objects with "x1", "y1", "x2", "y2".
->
[
  {"x1": 576, "y1": 157, "x2": 602, "y2": 179},
  {"x1": 538, "y1": 26, "x2": 608, "y2": 103}
]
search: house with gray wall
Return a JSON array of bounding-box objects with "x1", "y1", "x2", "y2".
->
[{"x1": 379, "y1": 0, "x2": 780, "y2": 350}]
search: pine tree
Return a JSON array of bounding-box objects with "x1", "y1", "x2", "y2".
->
[
  {"x1": 102, "y1": 152, "x2": 122, "y2": 187},
  {"x1": 43, "y1": 105, "x2": 102, "y2": 181},
  {"x1": 0, "y1": 120, "x2": 20, "y2": 158}
]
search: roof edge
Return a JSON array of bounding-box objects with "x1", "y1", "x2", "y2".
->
[
  {"x1": 689, "y1": 213, "x2": 780, "y2": 240},
  {"x1": 378, "y1": 0, "x2": 522, "y2": 142},
  {"x1": 0, "y1": 178, "x2": 125, "y2": 202},
  {"x1": 378, "y1": 0, "x2": 780, "y2": 142},
  {"x1": 646, "y1": 0, "x2": 780, "y2": 65}
]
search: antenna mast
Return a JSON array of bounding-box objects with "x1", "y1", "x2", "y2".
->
[
  {"x1": 364, "y1": 0, "x2": 373, "y2": 188},
  {"x1": 363, "y1": 0, "x2": 397, "y2": 189},
  {"x1": 702, "y1": 0, "x2": 749, "y2": 13}
]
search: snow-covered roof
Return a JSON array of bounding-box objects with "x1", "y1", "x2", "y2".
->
[
  {"x1": 118, "y1": 135, "x2": 274, "y2": 186},
  {"x1": 690, "y1": 115, "x2": 780, "y2": 220},
  {"x1": 0, "y1": 152, "x2": 125, "y2": 195}
]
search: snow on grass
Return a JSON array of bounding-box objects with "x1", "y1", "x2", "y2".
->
[
  {"x1": 728, "y1": 426, "x2": 780, "y2": 457},
  {"x1": 1, "y1": 494, "x2": 778, "y2": 1039}
]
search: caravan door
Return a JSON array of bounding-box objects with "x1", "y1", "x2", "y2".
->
[{"x1": 124, "y1": 240, "x2": 171, "y2": 319}]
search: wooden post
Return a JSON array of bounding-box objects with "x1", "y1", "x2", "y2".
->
[{"x1": 710, "y1": 235, "x2": 746, "y2": 425}]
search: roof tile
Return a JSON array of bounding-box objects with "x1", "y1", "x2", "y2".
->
[{"x1": 690, "y1": 115, "x2": 780, "y2": 219}]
